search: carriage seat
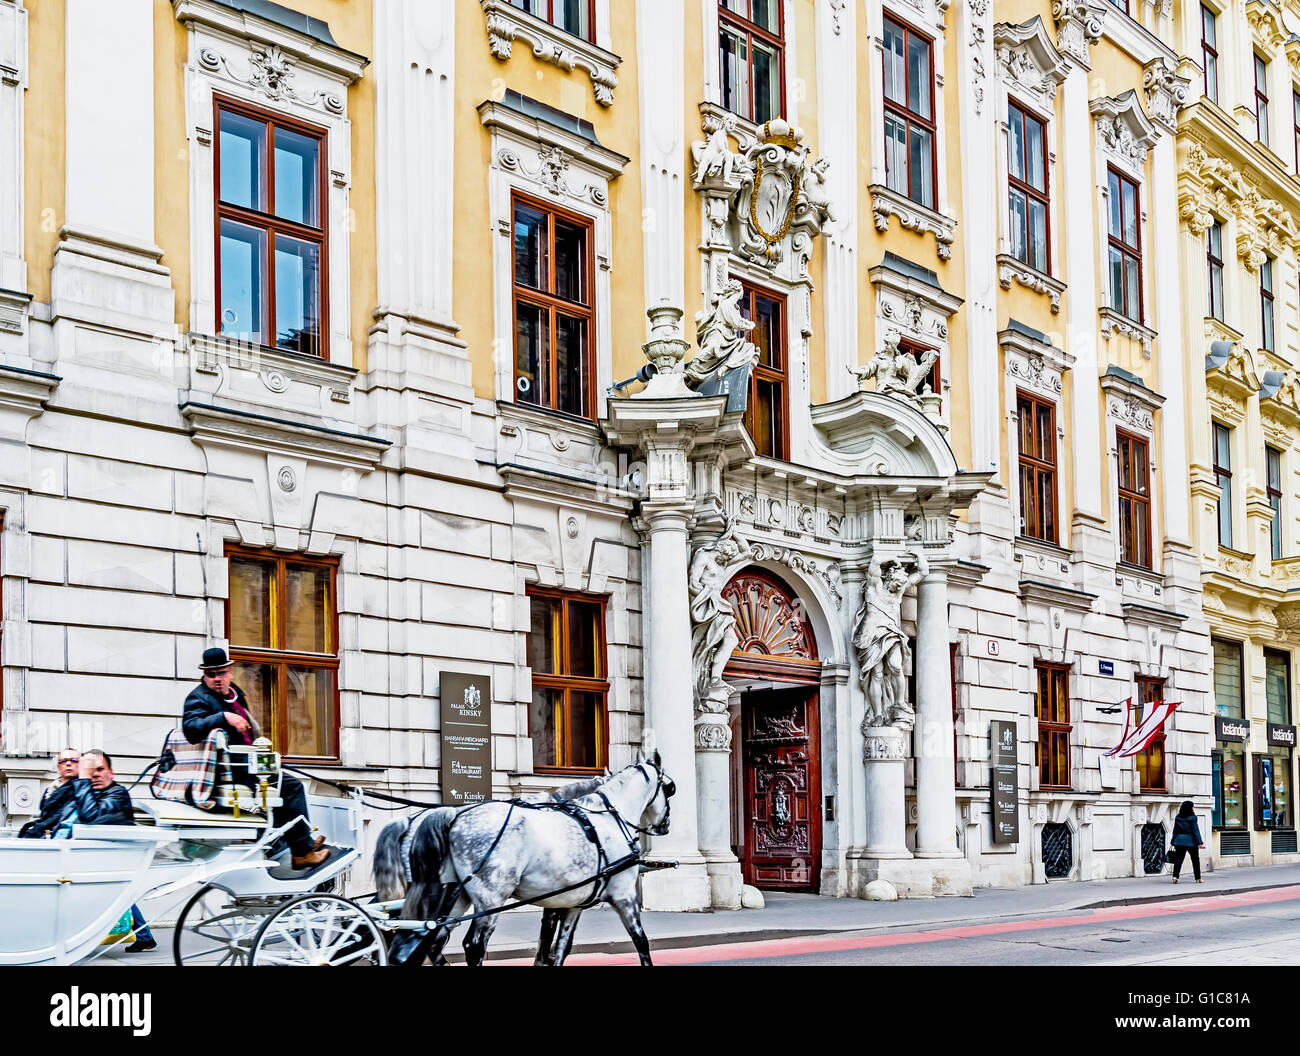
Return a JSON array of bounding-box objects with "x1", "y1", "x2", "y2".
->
[{"x1": 151, "y1": 728, "x2": 283, "y2": 814}]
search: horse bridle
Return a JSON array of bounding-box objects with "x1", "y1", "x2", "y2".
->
[{"x1": 590, "y1": 759, "x2": 674, "y2": 843}]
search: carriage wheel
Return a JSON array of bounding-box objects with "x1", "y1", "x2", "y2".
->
[
  {"x1": 173, "y1": 884, "x2": 281, "y2": 967},
  {"x1": 248, "y1": 894, "x2": 387, "y2": 966}
]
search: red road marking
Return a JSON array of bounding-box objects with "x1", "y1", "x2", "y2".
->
[{"x1": 488, "y1": 884, "x2": 1300, "y2": 966}]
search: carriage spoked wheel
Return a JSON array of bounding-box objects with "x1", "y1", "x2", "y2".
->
[
  {"x1": 173, "y1": 884, "x2": 284, "y2": 966},
  {"x1": 248, "y1": 893, "x2": 387, "y2": 966}
]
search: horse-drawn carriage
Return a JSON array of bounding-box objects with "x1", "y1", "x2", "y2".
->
[{"x1": 0, "y1": 733, "x2": 676, "y2": 967}]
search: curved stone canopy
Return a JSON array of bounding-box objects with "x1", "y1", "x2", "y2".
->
[{"x1": 807, "y1": 390, "x2": 960, "y2": 479}]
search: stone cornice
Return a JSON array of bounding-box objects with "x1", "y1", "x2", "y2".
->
[
  {"x1": 1178, "y1": 107, "x2": 1300, "y2": 213},
  {"x1": 996, "y1": 255, "x2": 1065, "y2": 313},
  {"x1": 478, "y1": 99, "x2": 630, "y2": 182},
  {"x1": 867, "y1": 184, "x2": 958, "y2": 261},
  {"x1": 179, "y1": 400, "x2": 390, "y2": 470},
  {"x1": 480, "y1": 0, "x2": 620, "y2": 107},
  {"x1": 1246, "y1": 0, "x2": 1287, "y2": 52},
  {"x1": 0, "y1": 362, "x2": 59, "y2": 443}
]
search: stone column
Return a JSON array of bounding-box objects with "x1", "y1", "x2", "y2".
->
[
  {"x1": 862, "y1": 727, "x2": 910, "y2": 858},
  {"x1": 640, "y1": 502, "x2": 712, "y2": 911},
  {"x1": 695, "y1": 699, "x2": 741, "y2": 909},
  {"x1": 914, "y1": 570, "x2": 959, "y2": 856}
]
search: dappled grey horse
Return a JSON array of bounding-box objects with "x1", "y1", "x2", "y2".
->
[{"x1": 373, "y1": 748, "x2": 674, "y2": 966}]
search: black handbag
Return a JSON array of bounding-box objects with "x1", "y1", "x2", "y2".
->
[{"x1": 1165, "y1": 847, "x2": 1175, "y2": 863}]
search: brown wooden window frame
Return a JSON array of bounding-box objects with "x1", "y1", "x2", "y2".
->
[
  {"x1": 1007, "y1": 101, "x2": 1051, "y2": 275},
  {"x1": 737, "y1": 279, "x2": 790, "y2": 461},
  {"x1": 1202, "y1": 5, "x2": 1219, "y2": 104},
  {"x1": 1256, "y1": 52, "x2": 1271, "y2": 146},
  {"x1": 507, "y1": 0, "x2": 596, "y2": 44},
  {"x1": 1035, "y1": 662, "x2": 1071, "y2": 792},
  {"x1": 526, "y1": 586, "x2": 610, "y2": 774},
  {"x1": 213, "y1": 95, "x2": 329, "y2": 360},
  {"x1": 1016, "y1": 389, "x2": 1058, "y2": 544},
  {"x1": 1107, "y1": 166, "x2": 1143, "y2": 323},
  {"x1": 1136, "y1": 675, "x2": 1167, "y2": 793},
  {"x1": 511, "y1": 191, "x2": 596, "y2": 421},
  {"x1": 1116, "y1": 428, "x2": 1152, "y2": 569},
  {"x1": 718, "y1": 0, "x2": 786, "y2": 125},
  {"x1": 882, "y1": 15, "x2": 938, "y2": 211},
  {"x1": 224, "y1": 545, "x2": 341, "y2": 763},
  {"x1": 1268, "y1": 444, "x2": 1284, "y2": 560}
]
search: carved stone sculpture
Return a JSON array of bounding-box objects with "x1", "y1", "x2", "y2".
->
[
  {"x1": 689, "y1": 518, "x2": 754, "y2": 714},
  {"x1": 691, "y1": 118, "x2": 742, "y2": 188},
  {"x1": 685, "y1": 279, "x2": 760, "y2": 387},
  {"x1": 852, "y1": 548, "x2": 928, "y2": 730},
  {"x1": 848, "y1": 329, "x2": 938, "y2": 404}
]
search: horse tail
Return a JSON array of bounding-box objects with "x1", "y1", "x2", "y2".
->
[
  {"x1": 373, "y1": 817, "x2": 411, "y2": 901},
  {"x1": 403, "y1": 809, "x2": 457, "y2": 920}
]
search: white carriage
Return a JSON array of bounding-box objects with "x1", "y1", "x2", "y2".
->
[{"x1": 0, "y1": 741, "x2": 387, "y2": 967}]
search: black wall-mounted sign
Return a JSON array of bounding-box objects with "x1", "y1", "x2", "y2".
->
[
  {"x1": 1098, "y1": 660, "x2": 1114, "y2": 676},
  {"x1": 1268, "y1": 723, "x2": 1297, "y2": 749},
  {"x1": 439, "y1": 672, "x2": 492, "y2": 805},
  {"x1": 990, "y1": 720, "x2": 1019, "y2": 845},
  {"x1": 1216, "y1": 716, "x2": 1250, "y2": 743}
]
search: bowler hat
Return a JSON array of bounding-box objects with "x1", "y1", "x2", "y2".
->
[{"x1": 199, "y1": 646, "x2": 234, "y2": 671}]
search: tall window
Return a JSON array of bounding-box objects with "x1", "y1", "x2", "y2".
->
[
  {"x1": 0, "y1": 513, "x2": 4, "y2": 720},
  {"x1": 719, "y1": 0, "x2": 783, "y2": 124},
  {"x1": 1035, "y1": 662, "x2": 1071, "y2": 791},
  {"x1": 1017, "y1": 390, "x2": 1057, "y2": 542},
  {"x1": 1116, "y1": 430, "x2": 1152, "y2": 568},
  {"x1": 1136, "y1": 676, "x2": 1167, "y2": 792},
  {"x1": 1213, "y1": 639, "x2": 1246, "y2": 829},
  {"x1": 1207, "y1": 220, "x2": 1224, "y2": 321},
  {"x1": 1213, "y1": 638, "x2": 1244, "y2": 720},
  {"x1": 883, "y1": 17, "x2": 936, "y2": 210},
  {"x1": 1202, "y1": 6, "x2": 1219, "y2": 103},
  {"x1": 1107, "y1": 167, "x2": 1142, "y2": 322},
  {"x1": 1266, "y1": 649, "x2": 1291, "y2": 726},
  {"x1": 1213, "y1": 422, "x2": 1233, "y2": 547},
  {"x1": 739, "y1": 281, "x2": 788, "y2": 459},
  {"x1": 1263, "y1": 651, "x2": 1294, "y2": 831},
  {"x1": 1261, "y1": 257, "x2": 1276, "y2": 352},
  {"x1": 1256, "y1": 53, "x2": 1270, "y2": 146},
  {"x1": 1268, "y1": 445, "x2": 1284, "y2": 560},
  {"x1": 508, "y1": 0, "x2": 594, "y2": 42},
  {"x1": 227, "y1": 549, "x2": 339, "y2": 760},
  {"x1": 512, "y1": 194, "x2": 594, "y2": 419},
  {"x1": 527, "y1": 588, "x2": 608, "y2": 772},
  {"x1": 1295, "y1": 90, "x2": 1300, "y2": 171},
  {"x1": 1008, "y1": 102, "x2": 1050, "y2": 274},
  {"x1": 215, "y1": 99, "x2": 326, "y2": 357}
]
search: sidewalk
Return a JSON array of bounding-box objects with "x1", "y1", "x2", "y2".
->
[{"x1": 98, "y1": 861, "x2": 1300, "y2": 965}]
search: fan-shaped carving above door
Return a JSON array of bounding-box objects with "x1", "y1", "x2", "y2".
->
[{"x1": 722, "y1": 568, "x2": 820, "y2": 682}]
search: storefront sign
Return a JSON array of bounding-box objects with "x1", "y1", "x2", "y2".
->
[
  {"x1": 1216, "y1": 716, "x2": 1249, "y2": 743},
  {"x1": 1268, "y1": 723, "x2": 1297, "y2": 748},
  {"x1": 990, "y1": 720, "x2": 1019, "y2": 845},
  {"x1": 439, "y1": 672, "x2": 492, "y2": 805}
]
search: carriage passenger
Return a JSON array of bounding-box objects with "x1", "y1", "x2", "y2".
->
[{"x1": 183, "y1": 647, "x2": 328, "y2": 869}]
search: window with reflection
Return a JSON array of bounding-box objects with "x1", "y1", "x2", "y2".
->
[
  {"x1": 1255, "y1": 53, "x2": 1270, "y2": 146},
  {"x1": 512, "y1": 194, "x2": 594, "y2": 419},
  {"x1": 1106, "y1": 167, "x2": 1142, "y2": 322},
  {"x1": 1202, "y1": 6, "x2": 1218, "y2": 103},
  {"x1": 508, "y1": 0, "x2": 594, "y2": 42},
  {"x1": 1117, "y1": 430, "x2": 1151, "y2": 568},
  {"x1": 1213, "y1": 422, "x2": 1233, "y2": 548},
  {"x1": 1017, "y1": 390, "x2": 1057, "y2": 543},
  {"x1": 737, "y1": 281, "x2": 787, "y2": 460},
  {"x1": 1136, "y1": 676, "x2": 1166, "y2": 792},
  {"x1": 1268, "y1": 445, "x2": 1283, "y2": 560},
  {"x1": 1007, "y1": 102, "x2": 1050, "y2": 274},
  {"x1": 1261, "y1": 256, "x2": 1275, "y2": 352},
  {"x1": 215, "y1": 99, "x2": 326, "y2": 357},
  {"x1": 527, "y1": 588, "x2": 608, "y2": 772},
  {"x1": 719, "y1": 0, "x2": 784, "y2": 125},
  {"x1": 1207, "y1": 220, "x2": 1224, "y2": 321},
  {"x1": 883, "y1": 16, "x2": 936, "y2": 210},
  {"x1": 1035, "y1": 662, "x2": 1071, "y2": 791},
  {"x1": 227, "y1": 548, "x2": 339, "y2": 760}
]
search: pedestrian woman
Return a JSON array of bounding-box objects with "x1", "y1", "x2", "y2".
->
[{"x1": 1170, "y1": 800, "x2": 1204, "y2": 883}]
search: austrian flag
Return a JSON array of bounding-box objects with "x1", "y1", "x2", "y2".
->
[{"x1": 1102, "y1": 697, "x2": 1180, "y2": 758}]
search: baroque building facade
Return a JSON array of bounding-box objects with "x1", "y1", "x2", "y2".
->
[{"x1": 0, "y1": 0, "x2": 1246, "y2": 906}]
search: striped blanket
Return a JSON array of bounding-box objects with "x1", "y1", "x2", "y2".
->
[{"x1": 150, "y1": 728, "x2": 228, "y2": 810}]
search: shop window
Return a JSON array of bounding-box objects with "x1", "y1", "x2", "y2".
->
[
  {"x1": 508, "y1": 0, "x2": 595, "y2": 43},
  {"x1": 1268, "y1": 446, "x2": 1283, "y2": 560},
  {"x1": 1256, "y1": 752, "x2": 1292, "y2": 831},
  {"x1": 1116, "y1": 430, "x2": 1151, "y2": 568},
  {"x1": 226, "y1": 548, "x2": 340, "y2": 761},
  {"x1": 512, "y1": 194, "x2": 595, "y2": 419},
  {"x1": 215, "y1": 98, "x2": 326, "y2": 357},
  {"x1": 1017, "y1": 390, "x2": 1057, "y2": 543},
  {"x1": 527, "y1": 587, "x2": 609, "y2": 773},
  {"x1": 1136, "y1": 676, "x2": 1166, "y2": 792},
  {"x1": 738, "y1": 281, "x2": 788, "y2": 460},
  {"x1": 1202, "y1": 6, "x2": 1219, "y2": 104},
  {"x1": 1106, "y1": 167, "x2": 1143, "y2": 322},
  {"x1": 719, "y1": 0, "x2": 784, "y2": 125},
  {"x1": 1035, "y1": 662, "x2": 1070, "y2": 791},
  {"x1": 1213, "y1": 422, "x2": 1233, "y2": 548},
  {"x1": 1007, "y1": 102, "x2": 1050, "y2": 274},
  {"x1": 1216, "y1": 746, "x2": 1247, "y2": 828},
  {"x1": 1207, "y1": 221, "x2": 1224, "y2": 321},
  {"x1": 882, "y1": 16, "x2": 936, "y2": 211}
]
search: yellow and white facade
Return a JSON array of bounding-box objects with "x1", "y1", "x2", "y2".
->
[{"x1": 0, "y1": 0, "x2": 1243, "y2": 904}]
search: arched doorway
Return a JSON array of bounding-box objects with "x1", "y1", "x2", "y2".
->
[{"x1": 722, "y1": 568, "x2": 822, "y2": 891}]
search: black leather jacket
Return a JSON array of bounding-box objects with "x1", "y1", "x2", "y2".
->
[{"x1": 19, "y1": 778, "x2": 134, "y2": 837}]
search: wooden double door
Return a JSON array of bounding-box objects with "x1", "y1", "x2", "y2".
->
[{"x1": 738, "y1": 686, "x2": 821, "y2": 891}]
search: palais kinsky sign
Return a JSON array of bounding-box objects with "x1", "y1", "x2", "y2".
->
[{"x1": 439, "y1": 672, "x2": 492, "y2": 805}]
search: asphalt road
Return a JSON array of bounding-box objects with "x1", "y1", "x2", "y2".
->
[{"x1": 526, "y1": 885, "x2": 1300, "y2": 966}]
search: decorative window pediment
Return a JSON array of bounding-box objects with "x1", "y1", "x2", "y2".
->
[
  {"x1": 1205, "y1": 338, "x2": 1260, "y2": 403},
  {"x1": 1000, "y1": 321, "x2": 1073, "y2": 398},
  {"x1": 1090, "y1": 91, "x2": 1159, "y2": 173},
  {"x1": 1261, "y1": 369, "x2": 1300, "y2": 436},
  {"x1": 480, "y1": 0, "x2": 620, "y2": 107},
  {"x1": 994, "y1": 18, "x2": 1070, "y2": 115},
  {"x1": 1246, "y1": 0, "x2": 1286, "y2": 52},
  {"x1": 1100, "y1": 365, "x2": 1164, "y2": 436}
]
